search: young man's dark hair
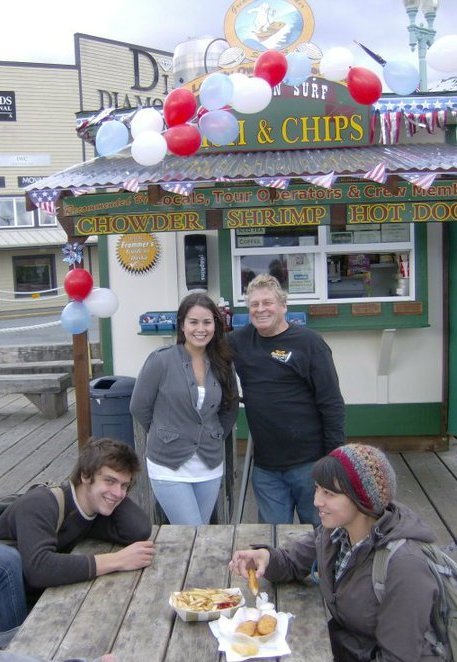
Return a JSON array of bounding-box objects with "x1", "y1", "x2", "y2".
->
[{"x1": 69, "y1": 437, "x2": 140, "y2": 486}]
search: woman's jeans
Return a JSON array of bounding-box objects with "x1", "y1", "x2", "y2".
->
[
  {"x1": 0, "y1": 545, "x2": 27, "y2": 647},
  {"x1": 150, "y1": 477, "x2": 221, "y2": 525}
]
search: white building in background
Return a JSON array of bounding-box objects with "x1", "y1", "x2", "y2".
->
[{"x1": 0, "y1": 34, "x2": 172, "y2": 316}]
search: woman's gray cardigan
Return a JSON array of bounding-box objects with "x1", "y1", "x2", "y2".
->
[{"x1": 130, "y1": 344, "x2": 239, "y2": 470}]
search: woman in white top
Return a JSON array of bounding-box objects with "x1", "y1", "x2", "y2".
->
[{"x1": 130, "y1": 292, "x2": 239, "y2": 524}]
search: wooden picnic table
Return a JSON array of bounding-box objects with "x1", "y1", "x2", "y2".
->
[{"x1": 7, "y1": 524, "x2": 332, "y2": 662}]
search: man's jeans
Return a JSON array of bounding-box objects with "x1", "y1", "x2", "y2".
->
[
  {"x1": 252, "y1": 462, "x2": 320, "y2": 525},
  {"x1": 0, "y1": 545, "x2": 27, "y2": 647}
]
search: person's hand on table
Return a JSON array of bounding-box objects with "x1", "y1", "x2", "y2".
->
[
  {"x1": 229, "y1": 548, "x2": 270, "y2": 581},
  {"x1": 115, "y1": 540, "x2": 155, "y2": 570},
  {"x1": 95, "y1": 540, "x2": 155, "y2": 575}
]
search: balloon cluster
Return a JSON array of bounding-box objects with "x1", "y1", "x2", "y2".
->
[
  {"x1": 130, "y1": 50, "x2": 300, "y2": 164},
  {"x1": 319, "y1": 42, "x2": 457, "y2": 101},
  {"x1": 94, "y1": 50, "x2": 314, "y2": 165},
  {"x1": 94, "y1": 37, "x2": 457, "y2": 162},
  {"x1": 320, "y1": 46, "x2": 408, "y2": 104},
  {"x1": 61, "y1": 268, "x2": 119, "y2": 335}
]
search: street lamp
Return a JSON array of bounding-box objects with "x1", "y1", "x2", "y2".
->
[{"x1": 403, "y1": 0, "x2": 440, "y2": 91}]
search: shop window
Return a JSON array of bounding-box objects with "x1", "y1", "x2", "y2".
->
[
  {"x1": 0, "y1": 197, "x2": 34, "y2": 227},
  {"x1": 38, "y1": 209, "x2": 57, "y2": 226},
  {"x1": 231, "y1": 223, "x2": 414, "y2": 305},
  {"x1": 13, "y1": 255, "x2": 57, "y2": 298}
]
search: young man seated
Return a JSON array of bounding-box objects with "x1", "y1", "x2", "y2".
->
[{"x1": 0, "y1": 437, "x2": 154, "y2": 648}]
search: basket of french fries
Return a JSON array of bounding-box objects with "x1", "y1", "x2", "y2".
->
[{"x1": 169, "y1": 587, "x2": 245, "y2": 622}]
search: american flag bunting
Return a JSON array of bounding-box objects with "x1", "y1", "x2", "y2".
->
[
  {"x1": 71, "y1": 186, "x2": 97, "y2": 197},
  {"x1": 123, "y1": 177, "x2": 140, "y2": 193},
  {"x1": 255, "y1": 177, "x2": 290, "y2": 190},
  {"x1": 29, "y1": 189, "x2": 60, "y2": 215},
  {"x1": 362, "y1": 163, "x2": 387, "y2": 184},
  {"x1": 161, "y1": 182, "x2": 195, "y2": 196},
  {"x1": 301, "y1": 172, "x2": 335, "y2": 189},
  {"x1": 402, "y1": 173, "x2": 437, "y2": 191}
]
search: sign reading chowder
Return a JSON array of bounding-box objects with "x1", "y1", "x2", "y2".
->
[{"x1": 224, "y1": 0, "x2": 315, "y2": 59}]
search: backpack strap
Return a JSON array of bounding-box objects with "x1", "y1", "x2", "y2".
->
[
  {"x1": 372, "y1": 538, "x2": 406, "y2": 602},
  {"x1": 373, "y1": 539, "x2": 452, "y2": 659},
  {"x1": 49, "y1": 486, "x2": 65, "y2": 532}
]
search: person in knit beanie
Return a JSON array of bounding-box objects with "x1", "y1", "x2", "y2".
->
[
  {"x1": 230, "y1": 442, "x2": 442, "y2": 661},
  {"x1": 322, "y1": 443, "x2": 397, "y2": 515}
]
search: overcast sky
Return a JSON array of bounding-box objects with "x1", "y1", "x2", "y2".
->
[{"x1": 1, "y1": 0, "x2": 456, "y2": 83}]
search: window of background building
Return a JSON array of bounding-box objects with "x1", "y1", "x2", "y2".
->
[
  {"x1": 38, "y1": 209, "x2": 58, "y2": 226},
  {"x1": 0, "y1": 197, "x2": 34, "y2": 227},
  {"x1": 231, "y1": 223, "x2": 414, "y2": 305},
  {"x1": 13, "y1": 255, "x2": 57, "y2": 298}
]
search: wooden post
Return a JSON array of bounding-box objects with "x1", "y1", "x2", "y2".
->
[
  {"x1": 59, "y1": 220, "x2": 92, "y2": 449},
  {"x1": 74, "y1": 331, "x2": 92, "y2": 449}
]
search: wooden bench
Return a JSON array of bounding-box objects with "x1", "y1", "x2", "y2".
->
[{"x1": 0, "y1": 373, "x2": 71, "y2": 418}]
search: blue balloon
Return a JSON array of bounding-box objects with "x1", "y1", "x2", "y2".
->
[
  {"x1": 199, "y1": 73, "x2": 234, "y2": 111},
  {"x1": 284, "y1": 52, "x2": 312, "y2": 86},
  {"x1": 383, "y1": 60, "x2": 420, "y2": 95},
  {"x1": 60, "y1": 301, "x2": 90, "y2": 335},
  {"x1": 199, "y1": 109, "x2": 240, "y2": 146},
  {"x1": 95, "y1": 120, "x2": 129, "y2": 156}
]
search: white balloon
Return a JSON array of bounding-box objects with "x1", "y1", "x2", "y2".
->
[
  {"x1": 131, "y1": 131, "x2": 168, "y2": 166},
  {"x1": 130, "y1": 108, "x2": 163, "y2": 138},
  {"x1": 231, "y1": 77, "x2": 272, "y2": 114},
  {"x1": 84, "y1": 288, "x2": 119, "y2": 318},
  {"x1": 319, "y1": 47, "x2": 354, "y2": 81},
  {"x1": 229, "y1": 72, "x2": 250, "y2": 93},
  {"x1": 426, "y1": 35, "x2": 457, "y2": 73}
]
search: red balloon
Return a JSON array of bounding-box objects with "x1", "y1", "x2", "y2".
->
[
  {"x1": 64, "y1": 268, "x2": 93, "y2": 301},
  {"x1": 163, "y1": 88, "x2": 197, "y2": 127},
  {"x1": 347, "y1": 67, "x2": 382, "y2": 105},
  {"x1": 254, "y1": 50, "x2": 288, "y2": 87},
  {"x1": 164, "y1": 123, "x2": 202, "y2": 156}
]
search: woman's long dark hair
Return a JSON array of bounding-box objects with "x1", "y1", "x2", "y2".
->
[{"x1": 176, "y1": 292, "x2": 238, "y2": 411}]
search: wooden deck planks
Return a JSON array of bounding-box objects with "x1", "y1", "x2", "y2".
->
[{"x1": 399, "y1": 451, "x2": 457, "y2": 543}]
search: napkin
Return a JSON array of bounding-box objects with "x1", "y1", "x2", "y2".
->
[{"x1": 209, "y1": 606, "x2": 293, "y2": 661}]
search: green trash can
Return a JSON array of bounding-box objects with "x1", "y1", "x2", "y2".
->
[{"x1": 89, "y1": 376, "x2": 136, "y2": 447}]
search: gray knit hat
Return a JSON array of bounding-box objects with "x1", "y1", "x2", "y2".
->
[{"x1": 329, "y1": 444, "x2": 397, "y2": 514}]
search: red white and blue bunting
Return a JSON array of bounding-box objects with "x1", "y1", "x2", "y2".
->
[{"x1": 373, "y1": 97, "x2": 455, "y2": 144}]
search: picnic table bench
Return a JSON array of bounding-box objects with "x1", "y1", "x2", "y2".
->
[
  {"x1": 0, "y1": 373, "x2": 71, "y2": 418},
  {"x1": 7, "y1": 524, "x2": 332, "y2": 662}
]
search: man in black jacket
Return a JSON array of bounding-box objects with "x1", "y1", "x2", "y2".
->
[
  {"x1": 228, "y1": 274, "x2": 345, "y2": 525},
  {"x1": 0, "y1": 438, "x2": 153, "y2": 648}
]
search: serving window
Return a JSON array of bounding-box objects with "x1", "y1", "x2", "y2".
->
[{"x1": 231, "y1": 223, "x2": 414, "y2": 305}]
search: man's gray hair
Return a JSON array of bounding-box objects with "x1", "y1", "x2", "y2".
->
[{"x1": 245, "y1": 274, "x2": 288, "y2": 305}]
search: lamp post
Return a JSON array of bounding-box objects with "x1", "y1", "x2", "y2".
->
[{"x1": 403, "y1": 0, "x2": 440, "y2": 91}]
